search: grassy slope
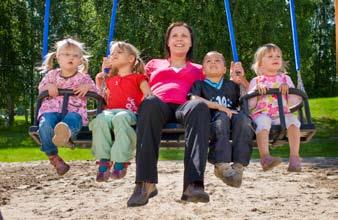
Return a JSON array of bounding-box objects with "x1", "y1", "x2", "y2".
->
[{"x1": 0, "y1": 97, "x2": 337, "y2": 162}]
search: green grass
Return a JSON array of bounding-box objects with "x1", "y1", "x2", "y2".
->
[
  {"x1": 0, "y1": 116, "x2": 94, "y2": 162},
  {"x1": 159, "y1": 97, "x2": 338, "y2": 160},
  {"x1": 1, "y1": 97, "x2": 338, "y2": 162}
]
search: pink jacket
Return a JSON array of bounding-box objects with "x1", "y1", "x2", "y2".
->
[
  {"x1": 248, "y1": 73, "x2": 301, "y2": 119},
  {"x1": 38, "y1": 69, "x2": 98, "y2": 125}
]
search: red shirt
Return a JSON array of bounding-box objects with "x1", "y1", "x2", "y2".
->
[{"x1": 105, "y1": 73, "x2": 147, "y2": 112}]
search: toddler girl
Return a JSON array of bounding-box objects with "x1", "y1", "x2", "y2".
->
[
  {"x1": 248, "y1": 43, "x2": 302, "y2": 172},
  {"x1": 38, "y1": 38, "x2": 97, "y2": 175}
]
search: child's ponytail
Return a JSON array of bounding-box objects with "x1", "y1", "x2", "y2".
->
[
  {"x1": 80, "y1": 55, "x2": 90, "y2": 73},
  {"x1": 133, "y1": 57, "x2": 145, "y2": 74},
  {"x1": 39, "y1": 52, "x2": 57, "y2": 73}
]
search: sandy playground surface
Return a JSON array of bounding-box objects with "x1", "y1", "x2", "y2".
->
[{"x1": 0, "y1": 158, "x2": 337, "y2": 220}]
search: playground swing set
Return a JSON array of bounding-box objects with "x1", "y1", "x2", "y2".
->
[{"x1": 29, "y1": 0, "x2": 316, "y2": 148}]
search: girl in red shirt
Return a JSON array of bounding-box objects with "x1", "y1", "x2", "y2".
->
[{"x1": 89, "y1": 41, "x2": 151, "y2": 182}]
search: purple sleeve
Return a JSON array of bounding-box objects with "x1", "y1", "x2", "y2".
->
[
  {"x1": 248, "y1": 77, "x2": 257, "y2": 93},
  {"x1": 248, "y1": 77, "x2": 258, "y2": 110},
  {"x1": 285, "y1": 75, "x2": 295, "y2": 88},
  {"x1": 38, "y1": 70, "x2": 56, "y2": 94}
]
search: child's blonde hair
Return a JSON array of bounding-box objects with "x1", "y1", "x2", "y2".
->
[
  {"x1": 251, "y1": 43, "x2": 288, "y2": 76},
  {"x1": 40, "y1": 38, "x2": 89, "y2": 73},
  {"x1": 108, "y1": 41, "x2": 145, "y2": 76}
]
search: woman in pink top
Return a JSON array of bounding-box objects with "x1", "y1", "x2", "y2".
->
[
  {"x1": 127, "y1": 22, "x2": 210, "y2": 207},
  {"x1": 38, "y1": 38, "x2": 97, "y2": 176}
]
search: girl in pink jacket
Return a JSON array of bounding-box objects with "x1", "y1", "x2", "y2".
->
[{"x1": 248, "y1": 43, "x2": 302, "y2": 172}]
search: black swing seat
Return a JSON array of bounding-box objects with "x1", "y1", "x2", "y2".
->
[
  {"x1": 28, "y1": 89, "x2": 186, "y2": 148},
  {"x1": 240, "y1": 88, "x2": 316, "y2": 147},
  {"x1": 29, "y1": 88, "x2": 315, "y2": 148},
  {"x1": 29, "y1": 89, "x2": 106, "y2": 148}
]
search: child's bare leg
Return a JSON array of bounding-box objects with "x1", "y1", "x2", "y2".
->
[
  {"x1": 287, "y1": 125, "x2": 300, "y2": 157},
  {"x1": 287, "y1": 125, "x2": 301, "y2": 172},
  {"x1": 256, "y1": 129, "x2": 270, "y2": 158},
  {"x1": 257, "y1": 129, "x2": 282, "y2": 171}
]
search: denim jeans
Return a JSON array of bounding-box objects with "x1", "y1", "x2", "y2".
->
[
  {"x1": 209, "y1": 111, "x2": 253, "y2": 166},
  {"x1": 39, "y1": 112, "x2": 83, "y2": 156}
]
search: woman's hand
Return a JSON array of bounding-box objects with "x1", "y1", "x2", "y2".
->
[
  {"x1": 143, "y1": 90, "x2": 153, "y2": 98},
  {"x1": 47, "y1": 84, "x2": 59, "y2": 97},
  {"x1": 140, "y1": 80, "x2": 152, "y2": 98},
  {"x1": 74, "y1": 84, "x2": 91, "y2": 97},
  {"x1": 279, "y1": 83, "x2": 289, "y2": 95}
]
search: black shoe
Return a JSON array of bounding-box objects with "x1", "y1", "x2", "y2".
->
[
  {"x1": 127, "y1": 182, "x2": 158, "y2": 207},
  {"x1": 181, "y1": 183, "x2": 209, "y2": 203}
]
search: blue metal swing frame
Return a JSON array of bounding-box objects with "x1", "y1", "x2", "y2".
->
[
  {"x1": 223, "y1": 0, "x2": 315, "y2": 146},
  {"x1": 30, "y1": 0, "x2": 315, "y2": 148},
  {"x1": 30, "y1": 0, "x2": 186, "y2": 148}
]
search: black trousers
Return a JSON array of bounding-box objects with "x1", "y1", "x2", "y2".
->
[
  {"x1": 208, "y1": 111, "x2": 253, "y2": 166},
  {"x1": 135, "y1": 96, "x2": 210, "y2": 190}
]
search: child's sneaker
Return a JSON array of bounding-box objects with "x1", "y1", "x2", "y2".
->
[
  {"x1": 96, "y1": 160, "x2": 111, "y2": 182},
  {"x1": 214, "y1": 163, "x2": 238, "y2": 187},
  {"x1": 288, "y1": 156, "x2": 301, "y2": 172},
  {"x1": 49, "y1": 155, "x2": 70, "y2": 175},
  {"x1": 111, "y1": 162, "x2": 130, "y2": 179},
  {"x1": 52, "y1": 122, "x2": 72, "y2": 147},
  {"x1": 260, "y1": 155, "x2": 282, "y2": 171},
  {"x1": 231, "y1": 163, "x2": 244, "y2": 188}
]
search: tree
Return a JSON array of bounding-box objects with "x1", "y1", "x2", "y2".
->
[
  {"x1": 307, "y1": 0, "x2": 336, "y2": 97},
  {"x1": 0, "y1": 0, "x2": 336, "y2": 128}
]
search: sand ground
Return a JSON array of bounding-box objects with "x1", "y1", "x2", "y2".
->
[{"x1": 0, "y1": 158, "x2": 337, "y2": 220}]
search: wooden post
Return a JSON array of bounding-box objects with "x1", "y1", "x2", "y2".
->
[{"x1": 336, "y1": 0, "x2": 338, "y2": 76}]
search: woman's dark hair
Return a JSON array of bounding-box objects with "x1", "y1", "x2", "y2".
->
[{"x1": 164, "y1": 22, "x2": 194, "y2": 61}]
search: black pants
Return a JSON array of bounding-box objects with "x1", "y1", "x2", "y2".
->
[
  {"x1": 135, "y1": 96, "x2": 210, "y2": 190},
  {"x1": 208, "y1": 111, "x2": 253, "y2": 166}
]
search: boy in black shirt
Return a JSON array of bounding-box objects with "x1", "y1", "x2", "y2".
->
[{"x1": 189, "y1": 51, "x2": 253, "y2": 187}]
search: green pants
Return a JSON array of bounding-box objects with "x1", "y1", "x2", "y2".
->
[{"x1": 89, "y1": 109, "x2": 136, "y2": 162}]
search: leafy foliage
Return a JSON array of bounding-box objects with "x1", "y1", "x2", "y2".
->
[{"x1": 0, "y1": 0, "x2": 336, "y2": 126}]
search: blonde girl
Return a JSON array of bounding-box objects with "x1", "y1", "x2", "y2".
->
[
  {"x1": 38, "y1": 38, "x2": 97, "y2": 176},
  {"x1": 90, "y1": 41, "x2": 151, "y2": 182},
  {"x1": 248, "y1": 43, "x2": 302, "y2": 172}
]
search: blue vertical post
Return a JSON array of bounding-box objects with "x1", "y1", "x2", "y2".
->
[
  {"x1": 106, "y1": 0, "x2": 119, "y2": 56},
  {"x1": 289, "y1": 0, "x2": 305, "y2": 92},
  {"x1": 42, "y1": 0, "x2": 51, "y2": 60},
  {"x1": 289, "y1": 0, "x2": 301, "y2": 71},
  {"x1": 224, "y1": 0, "x2": 239, "y2": 62}
]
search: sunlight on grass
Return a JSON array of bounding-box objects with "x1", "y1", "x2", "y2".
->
[
  {"x1": 0, "y1": 147, "x2": 93, "y2": 163},
  {"x1": 309, "y1": 97, "x2": 338, "y2": 119}
]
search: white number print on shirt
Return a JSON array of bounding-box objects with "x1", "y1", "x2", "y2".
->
[{"x1": 213, "y1": 96, "x2": 233, "y2": 108}]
